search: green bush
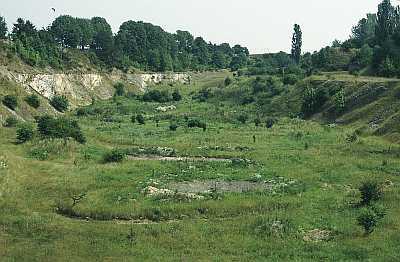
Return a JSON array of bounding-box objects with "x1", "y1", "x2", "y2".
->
[
  {"x1": 16, "y1": 123, "x2": 34, "y2": 144},
  {"x1": 172, "y1": 89, "x2": 182, "y2": 101},
  {"x1": 224, "y1": 77, "x2": 232, "y2": 86},
  {"x1": 25, "y1": 94, "x2": 40, "y2": 109},
  {"x1": 359, "y1": 181, "x2": 383, "y2": 206},
  {"x1": 114, "y1": 82, "x2": 125, "y2": 97},
  {"x1": 3, "y1": 116, "x2": 18, "y2": 127},
  {"x1": 50, "y1": 95, "x2": 69, "y2": 112},
  {"x1": 29, "y1": 147, "x2": 49, "y2": 161},
  {"x1": 142, "y1": 90, "x2": 171, "y2": 103},
  {"x1": 266, "y1": 118, "x2": 276, "y2": 129},
  {"x1": 187, "y1": 119, "x2": 206, "y2": 130},
  {"x1": 103, "y1": 149, "x2": 126, "y2": 163},
  {"x1": 357, "y1": 205, "x2": 386, "y2": 235},
  {"x1": 301, "y1": 87, "x2": 328, "y2": 117},
  {"x1": 192, "y1": 88, "x2": 211, "y2": 102},
  {"x1": 169, "y1": 122, "x2": 178, "y2": 131},
  {"x1": 237, "y1": 114, "x2": 248, "y2": 124},
  {"x1": 2, "y1": 95, "x2": 18, "y2": 110},
  {"x1": 283, "y1": 74, "x2": 298, "y2": 85},
  {"x1": 136, "y1": 114, "x2": 145, "y2": 125},
  {"x1": 36, "y1": 115, "x2": 86, "y2": 144}
]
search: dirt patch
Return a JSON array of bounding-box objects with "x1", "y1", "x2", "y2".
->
[
  {"x1": 303, "y1": 229, "x2": 333, "y2": 242},
  {"x1": 167, "y1": 180, "x2": 275, "y2": 193},
  {"x1": 127, "y1": 156, "x2": 232, "y2": 162},
  {"x1": 142, "y1": 186, "x2": 205, "y2": 200}
]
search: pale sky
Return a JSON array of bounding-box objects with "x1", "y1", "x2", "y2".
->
[{"x1": 1, "y1": 0, "x2": 385, "y2": 54}]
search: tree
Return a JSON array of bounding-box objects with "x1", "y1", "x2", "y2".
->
[
  {"x1": 76, "y1": 18, "x2": 94, "y2": 50},
  {"x1": 51, "y1": 15, "x2": 80, "y2": 48},
  {"x1": 91, "y1": 17, "x2": 114, "y2": 63},
  {"x1": 192, "y1": 37, "x2": 210, "y2": 67},
  {"x1": 0, "y1": 16, "x2": 7, "y2": 39},
  {"x1": 291, "y1": 24, "x2": 302, "y2": 64},
  {"x1": 375, "y1": 0, "x2": 396, "y2": 44},
  {"x1": 351, "y1": 14, "x2": 377, "y2": 47},
  {"x1": 50, "y1": 95, "x2": 69, "y2": 112}
]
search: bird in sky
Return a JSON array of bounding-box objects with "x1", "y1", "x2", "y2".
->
[{"x1": 51, "y1": 8, "x2": 56, "y2": 12}]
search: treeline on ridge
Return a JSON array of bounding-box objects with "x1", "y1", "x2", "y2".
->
[{"x1": 0, "y1": 15, "x2": 249, "y2": 72}]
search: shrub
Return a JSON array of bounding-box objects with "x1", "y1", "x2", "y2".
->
[
  {"x1": 237, "y1": 114, "x2": 248, "y2": 124},
  {"x1": 334, "y1": 89, "x2": 345, "y2": 113},
  {"x1": 50, "y1": 95, "x2": 69, "y2": 112},
  {"x1": 169, "y1": 122, "x2": 178, "y2": 131},
  {"x1": 172, "y1": 89, "x2": 182, "y2": 101},
  {"x1": 2, "y1": 95, "x2": 18, "y2": 110},
  {"x1": 266, "y1": 118, "x2": 276, "y2": 129},
  {"x1": 346, "y1": 132, "x2": 358, "y2": 143},
  {"x1": 301, "y1": 87, "x2": 328, "y2": 117},
  {"x1": 114, "y1": 82, "x2": 125, "y2": 96},
  {"x1": 192, "y1": 88, "x2": 211, "y2": 102},
  {"x1": 283, "y1": 74, "x2": 298, "y2": 85},
  {"x1": 3, "y1": 116, "x2": 18, "y2": 127},
  {"x1": 103, "y1": 149, "x2": 126, "y2": 163},
  {"x1": 359, "y1": 181, "x2": 383, "y2": 206},
  {"x1": 36, "y1": 115, "x2": 86, "y2": 144},
  {"x1": 131, "y1": 115, "x2": 136, "y2": 123},
  {"x1": 357, "y1": 208, "x2": 380, "y2": 235},
  {"x1": 241, "y1": 95, "x2": 255, "y2": 105},
  {"x1": 29, "y1": 147, "x2": 49, "y2": 161},
  {"x1": 136, "y1": 114, "x2": 145, "y2": 125},
  {"x1": 187, "y1": 119, "x2": 206, "y2": 130},
  {"x1": 142, "y1": 90, "x2": 171, "y2": 103},
  {"x1": 25, "y1": 94, "x2": 40, "y2": 108},
  {"x1": 224, "y1": 77, "x2": 232, "y2": 86},
  {"x1": 16, "y1": 123, "x2": 34, "y2": 144}
]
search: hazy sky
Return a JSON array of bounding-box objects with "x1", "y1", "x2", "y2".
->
[{"x1": 1, "y1": 0, "x2": 385, "y2": 54}]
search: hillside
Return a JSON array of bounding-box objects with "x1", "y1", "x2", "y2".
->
[{"x1": 306, "y1": 74, "x2": 400, "y2": 142}]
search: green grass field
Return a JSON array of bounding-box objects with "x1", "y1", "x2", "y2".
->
[{"x1": 1, "y1": 72, "x2": 400, "y2": 261}]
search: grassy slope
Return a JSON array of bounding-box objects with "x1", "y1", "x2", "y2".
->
[
  {"x1": 1, "y1": 71, "x2": 400, "y2": 261},
  {"x1": 306, "y1": 73, "x2": 400, "y2": 143}
]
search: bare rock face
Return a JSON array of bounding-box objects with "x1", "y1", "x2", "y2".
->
[
  {"x1": 122, "y1": 73, "x2": 190, "y2": 91},
  {"x1": 2, "y1": 68, "x2": 191, "y2": 107},
  {"x1": 10, "y1": 73, "x2": 112, "y2": 106}
]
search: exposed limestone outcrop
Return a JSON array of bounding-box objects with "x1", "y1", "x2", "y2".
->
[
  {"x1": 6, "y1": 72, "x2": 111, "y2": 106},
  {"x1": 1, "y1": 69, "x2": 191, "y2": 107},
  {"x1": 115, "y1": 72, "x2": 190, "y2": 91}
]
